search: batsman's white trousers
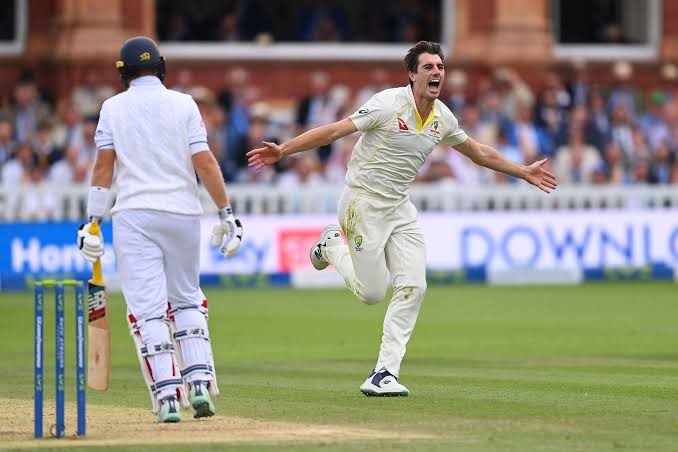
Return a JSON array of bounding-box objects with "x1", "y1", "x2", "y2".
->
[
  {"x1": 112, "y1": 209, "x2": 204, "y2": 320},
  {"x1": 326, "y1": 187, "x2": 427, "y2": 377}
]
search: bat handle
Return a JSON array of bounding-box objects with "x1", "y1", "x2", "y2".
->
[
  {"x1": 87, "y1": 220, "x2": 104, "y2": 285},
  {"x1": 88, "y1": 218, "x2": 100, "y2": 236}
]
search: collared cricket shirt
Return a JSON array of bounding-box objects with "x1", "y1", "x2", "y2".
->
[
  {"x1": 94, "y1": 76, "x2": 209, "y2": 215},
  {"x1": 347, "y1": 85, "x2": 468, "y2": 199}
]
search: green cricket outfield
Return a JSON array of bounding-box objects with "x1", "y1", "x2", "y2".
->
[{"x1": 1, "y1": 282, "x2": 677, "y2": 450}]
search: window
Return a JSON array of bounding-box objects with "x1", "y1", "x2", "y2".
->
[
  {"x1": 0, "y1": 0, "x2": 27, "y2": 56},
  {"x1": 157, "y1": 0, "x2": 454, "y2": 61},
  {"x1": 551, "y1": 0, "x2": 661, "y2": 60}
]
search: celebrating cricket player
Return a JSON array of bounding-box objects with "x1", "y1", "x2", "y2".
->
[
  {"x1": 247, "y1": 41, "x2": 557, "y2": 396},
  {"x1": 76, "y1": 36, "x2": 243, "y2": 421}
]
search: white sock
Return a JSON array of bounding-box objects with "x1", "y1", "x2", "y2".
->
[
  {"x1": 139, "y1": 320, "x2": 176, "y2": 400},
  {"x1": 173, "y1": 309, "x2": 214, "y2": 384}
]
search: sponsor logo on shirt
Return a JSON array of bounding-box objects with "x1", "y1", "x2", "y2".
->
[
  {"x1": 397, "y1": 117, "x2": 409, "y2": 132},
  {"x1": 357, "y1": 108, "x2": 369, "y2": 115}
]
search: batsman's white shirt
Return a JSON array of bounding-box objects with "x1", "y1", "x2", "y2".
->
[
  {"x1": 347, "y1": 85, "x2": 468, "y2": 200},
  {"x1": 94, "y1": 76, "x2": 208, "y2": 215}
]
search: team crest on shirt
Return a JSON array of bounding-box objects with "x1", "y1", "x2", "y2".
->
[
  {"x1": 354, "y1": 235, "x2": 363, "y2": 251},
  {"x1": 426, "y1": 119, "x2": 442, "y2": 137}
]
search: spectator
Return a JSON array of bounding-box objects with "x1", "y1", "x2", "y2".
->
[
  {"x1": 11, "y1": 78, "x2": 50, "y2": 144},
  {"x1": 296, "y1": 71, "x2": 342, "y2": 162},
  {"x1": 590, "y1": 161, "x2": 609, "y2": 185},
  {"x1": 534, "y1": 86, "x2": 568, "y2": 148},
  {"x1": 0, "y1": 115, "x2": 17, "y2": 164},
  {"x1": 233, "y1": 102, "x2": 278, "y2": 182},
  {"x1": 629, "y1": 125, "x2": 651, "y2": 162},
  {"x1": 603, "y1": 142, "x2": 627, "y2": 185},
  {"x1": 32, "y1": 119, "x2": 61, "y2": 171},
  {"x1": 650, "y1": 143, "x2": 674, "y2": 184},
  {"x1": 1, "y1": 142, "x2": 34, "y2": 186},
  {"x1": 542, "y1": 70, "x2": 571, "y2": 110},
  {"x1": 629, "y1": 158, "x2": 651, "y2": 184},
  {"x1": 480, "y1": 91, "x2": 516, "y2": 146},
  {"x1": 608, "y1": 61, "x2": 639, "y2": 116},
  {"x1": 170, "y1": 69, "x2": 194, "y2": 94},
  {"x1": 638, "y1": 91, "x2": 669, "y2": 151},
  {"x1": 71, "y1": 69, "x2": 115, "y2": 117},
  {"x1": 441, "y1": 69, "x2": 468, "y2": 115},
  {"x1": 48, "y1": 144, "x2": 88, "y2": 184},
  {"x1": 567, "y1": 60, "x2": 591, "y2": 107},
  {"x1": 225, "y1": 84, "x2": 260, "y2": 171},
  {"x1": 610, "y1": 104, "x2": 634, "y2": 159},
  {"x1": 52, "y1": 102, "x2": 83, "y2": 150},
  {"x1": 276, "y1": 153, "x2": 323, "y2": 188},
  {"x1": 554, "y1": 127, "x2": 601, "y2": 184},
  {"x1": 218, "y1": 67, "x2": 248, "y2": 114},
  {"x1": 216, "y1": 12, "x2": 241, "y2": 41},
  {"x1": 494, "y1": 67, "x2": 534, "y2": 119},
  {"x1": 189, "y1": 86, "x2": 225, "y2": 168},
  {"x1": 514, "y1": 101, "x2": 552, "y2": 160},
  {"x1": 585, "y1": 89, "x2": 612, "y2": 155}
]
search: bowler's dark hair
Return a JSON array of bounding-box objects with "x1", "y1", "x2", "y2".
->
[{"x1": 404, "y1": 41, "x2": 445, "y2": 85}]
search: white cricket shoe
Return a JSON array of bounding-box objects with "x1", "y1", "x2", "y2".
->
[
  {"x1": 310, "y1": 224, "x2": 342, "y2": 270},
  {"x1": 360, "y1": 369, "x2": 410, "y2": 397}
]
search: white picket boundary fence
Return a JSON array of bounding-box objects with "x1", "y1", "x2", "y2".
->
[{"x1": 1, "y1": 183, "x2": 677, "y2": 221}]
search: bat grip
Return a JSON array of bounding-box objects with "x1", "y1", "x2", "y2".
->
[{"x1": 88, "y1": 220, "x2": 105, "y2": 285}]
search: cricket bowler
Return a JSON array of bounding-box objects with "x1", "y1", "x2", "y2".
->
[{"x1": 247, "y1": 41, "x2": 557, "y2": 396}]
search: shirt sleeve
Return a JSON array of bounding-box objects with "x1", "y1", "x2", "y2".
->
[
  {"x1": 348, "y1": 92, "x2": 392, "y2": 132},
  {"x1": 94, "y1": 101, "x2": 114, "y2": 150},
  {"x1": 187, "y1": 96, "x2": 209, "y2": 154},
  {"x1": 441, "y1": 113, "x2": 468, "y2": 146}
]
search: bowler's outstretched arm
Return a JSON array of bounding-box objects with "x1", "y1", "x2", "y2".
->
[
  {"x1": 454, "y1": 137, "x2": 557, "y2": 193},
  {"x1": 246, "y1": 118, "x2": 358, "y2": 169}
]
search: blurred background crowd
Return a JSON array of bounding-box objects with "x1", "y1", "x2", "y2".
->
[{"x1": 1, "y1": 59, "x2": 678, "y2": 190}]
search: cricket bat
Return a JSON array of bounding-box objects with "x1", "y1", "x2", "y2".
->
[{"x1": 87, "y1": 221, "x2": 110, "y2": 391}]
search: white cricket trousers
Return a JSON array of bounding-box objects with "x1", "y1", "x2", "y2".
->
[
  {"x1": 112, "y1": 209, "x2": 204, "y2": 319},
  {"x1": 113, "y1": 209, "x2": 212, "y2": 399},
  {"x1": 326, "y1": 188, "x2": 427, "y2": 377}
]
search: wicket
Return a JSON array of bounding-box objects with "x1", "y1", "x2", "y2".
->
[{"x1": 34, "y1": 279, "x2": 86, "y2": 438}]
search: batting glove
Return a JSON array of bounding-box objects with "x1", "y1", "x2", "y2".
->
[
  {"x1": 77, "y1": 220, "x2": 105, "y2": 262},
  {"x1": 211, "y1": 207, "x2": 243, "y2": 257}
]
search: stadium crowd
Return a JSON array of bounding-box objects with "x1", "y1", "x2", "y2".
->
[{"x1": 1, "y1": 61, "x2": 678, "y2": 191}]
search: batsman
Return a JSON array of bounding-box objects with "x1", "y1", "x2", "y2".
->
[{"x1": 76, "y1": 36, "x2": 243, "y2": 423}]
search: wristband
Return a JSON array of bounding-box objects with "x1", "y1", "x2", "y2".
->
[
  {"x1": 217, "y1": 205, "x2": 234, "y2": 220},
  {"x1": 87, "y1": 186, "x2": 110, "y2": 218}
]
